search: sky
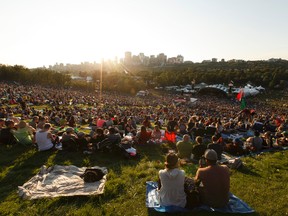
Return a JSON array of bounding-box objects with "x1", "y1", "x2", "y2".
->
[{"x1": 0, "y1": 0, "x2": 288, "y2": 68}]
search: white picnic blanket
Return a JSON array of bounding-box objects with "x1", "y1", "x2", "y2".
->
[{"x1": 18, "y1": 165, "x2": 107, "y2": 200}]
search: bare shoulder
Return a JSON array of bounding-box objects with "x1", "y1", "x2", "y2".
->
[
  {"x1": 220, "y1": 164, "x2": 230, "y2": 172},
  {"x1": 179, "y1": 169, "x2": 185, "y2": 175},
  {"x1": 198, "y1": 167, "x2": 209, "y2": 172},
  {"x1": 159, "y1": 169, "x2": 165, "y2": 175}
]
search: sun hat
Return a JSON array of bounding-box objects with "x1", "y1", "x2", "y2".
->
[{"x1": 204, "y1": 149, "x2": 218, "y2": 161}]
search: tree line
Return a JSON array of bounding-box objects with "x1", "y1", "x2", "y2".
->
[
  {"x1": 1, "y1": 59, "x2": 288, "y2": 94},
  {"x1": 0, "y1": 65, "x2": 71, "y2": 87},
  {"x1": 134, "y1": 60, "x2": 288, "y2": 89}
]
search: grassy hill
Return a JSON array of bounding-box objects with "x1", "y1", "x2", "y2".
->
[{"x1": 0, "y1": 144, "x2": 287, "y2": 216}]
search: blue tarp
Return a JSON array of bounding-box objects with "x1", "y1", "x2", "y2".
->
[{"x1": 146, "y1": 181, "x2": 255, "y2": 214}]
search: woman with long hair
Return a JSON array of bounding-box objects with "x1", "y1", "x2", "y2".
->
[{"x1": 158, "y1": 152, "x2": 186, "y2": 207}]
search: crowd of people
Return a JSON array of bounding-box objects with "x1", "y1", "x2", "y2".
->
[
  {"x1": 0, "y1": 81, "x2": 287, "y2": 155},
  {"x1": 0, "y1": 81, "x2": 287, "y2": 209}
]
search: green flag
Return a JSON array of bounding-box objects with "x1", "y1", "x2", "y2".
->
[{"x1": 240, "y1": 97, "x2": 246, "y2": 110}]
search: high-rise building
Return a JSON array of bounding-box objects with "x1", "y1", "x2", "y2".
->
[
  {"x1": 157, "y1": 53, "x2": 167, "y2": 65},
  {"x1": 139, "y1": 53, "x2": 145, "y2": 64},
  {"x1": 124, "y1": 51, "x2": 132, "y2": 65},
  {"x1": 176, "y1": 55, "x2": 184, "y2": 63}
]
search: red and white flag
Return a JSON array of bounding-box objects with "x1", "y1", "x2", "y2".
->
[{"x1": 236, "y1": 88, "x2": 244, "y2": 101}]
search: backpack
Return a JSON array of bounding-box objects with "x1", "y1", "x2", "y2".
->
[
  {"x1": 62, "y1": 138, "x2": 78, "y2": 152},
  {"x1": 184, "y1": 177, "x2": 202, "y2": 208},
  {"x1": 80, "y1": 168, "x2": 105, "y2": 183}
]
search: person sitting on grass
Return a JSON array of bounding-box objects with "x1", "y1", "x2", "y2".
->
[
  {"x1": 29, "y1": 116, "x2": 39, "y2": 130},
  {"x1": 151, "y1": 125, "x2": 162, "y2": 143},
  {"x1": 90, "y1": 128, "x2": 107, "y2": 145},
  {"x1": 178, "y1": 117, "x2": 188, "y2": 135},
  {"x1": 67, "y1": 115, "x2": 76, "y2": 128},
  {"x1": 35, "y1": 123, "x2": 57, "y2": 151},
  {"x1": 191, "y1": 136, "x2": 207, "y2": 162},
  {"x1": 176, "y1": 134, "x2": 194, "y2": 160},
  {"x1": 124, "y1": 118, "x2": 137, "y2": 136},
  {"x1": 36, "y1": 116, "x2": 49, "y2": 131},
  {"x1": 61, "y1": 127, "x2": 77, "y2": 143},
  {"x1": 194, "y1": 149, "x2": 230, "y2": 208},
  {"x1": 76, "y1": 132, "x2": 90, "y2": 152},
  {"x1": 135, "y1": 126, "x2": 152, "y2": 145},
  {"x1": 61, "y1": 127, "x2": 79, "y2": 151},
  {"x1": 0, "y1": 120, "x2": 18, "y2": 145},
  {"x1": 142, "y1": 116, "x2": 152, "y2": 129},
  {"x1": 207, "y1": 135, "x2": 223, "y2": 160},
  {"x1": 106, "y1": 127, "x2": 122, "y2": 144},
  {"x1": 245, "y1": 131, "x2": 263, "y2": 152},
  {"x1": 13, "y1": 120, "x2": 35, "y2": 146},
  {"x1": 158, "y1": 152, "x2": 186, "y2": 208},
  {"x1": 6, "y1": 112, "x2": 20, "y2": 125},
  {"x1": 96, "y1": 127, "x2": 122, "y2": 151},
  {"x1": 167, "y1": 117, "x2": 178, "y2": 133}
]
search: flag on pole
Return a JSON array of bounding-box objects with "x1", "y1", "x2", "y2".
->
[
  {"x1": 236, "y1": 88, "x2": 246, "y2": 110},
  {"x1": 240, "y1": 97, "x2": 246, "y2": 110},
  {"x1": 236, "y1": 88, "x2": 244, "y2": 101}
]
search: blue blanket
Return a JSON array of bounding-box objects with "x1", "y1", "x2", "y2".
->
[{"x1": 146, "y1": 181, "x2": 255, "y2": 213}]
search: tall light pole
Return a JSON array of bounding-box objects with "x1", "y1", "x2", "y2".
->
[{"x1": 100, "y1": 59, "x2": 103, "y2": 101}]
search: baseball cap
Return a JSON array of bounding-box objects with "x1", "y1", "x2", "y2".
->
[{"x1": 204, "y1": 149, "x2": 218, "y2": 161}]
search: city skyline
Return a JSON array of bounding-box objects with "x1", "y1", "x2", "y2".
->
[{"x1": 1, "y1": 0, "x2": 288, "y2": 68}]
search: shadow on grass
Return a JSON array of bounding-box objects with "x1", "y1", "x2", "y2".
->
[
  {"x1": 53, "y1": 148, "x2": 141, "y2": 170},
  {"x1": 37, "y1": 194, "x2": 106, "y2": 215},
  {"x1": 237, "y1": 165, "x2": 262, "y2": 177},
  {"x1": 0, "y1": 145, "x2": 32, "y2": 170},
  {"x1": 0, "y1": 144, "x2": 164, "y2": 213},
  {"x1": 0, "y1": 145, "x2": 55, "y2": 202},
  {"x1": 136, "y1": 144, "x2": 166, "y2": 161}
]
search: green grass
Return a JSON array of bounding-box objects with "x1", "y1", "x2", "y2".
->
[{"x1": 0, "y1": 144, "x2": 287, "y2": 216}]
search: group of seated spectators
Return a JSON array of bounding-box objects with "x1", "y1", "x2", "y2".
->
[
  {"x1": 0, "y1": 82, "x2": 287, "y2": 156},
  {"x1": 0, "y1": 82, "x2": 287, "y2": 210}
]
